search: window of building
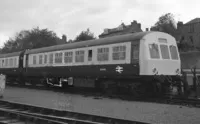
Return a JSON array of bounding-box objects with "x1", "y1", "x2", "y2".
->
[
  {"x1": 55, "y1": 52, "x2": 63, "y2": 63},
  {"x1": 160, "y1": 44, "x2": 170, "y2": 59},
  {"x1": 64, "y1": 51, "x2": 73, "y2": 63},
  {"x1": 112, "y1": 46, "x2": 126, "y2": 60},
  {"x1": 75, "y1": 50, "x2": 84, "y2": 62},
  {"x1": 189, "y1": 36, "x2": 194, "y2": 45},
  {"x1": 49, "y1": 53, "x2": 53, "y2": 64},
  {"x1": 44, "y1": 54, "x2": 48, "y2": 64},
  {"x1": 169, "y1": 45, "x2": 179, "y2": 60},
  {"x1": 88, "y1": 50, "x2": 92, "y2": 61},
  {"x1": 39, "y1": 55, "x2": 43, "y2": 64},
  {"x1": 149, "y1": 44, "x2": 160, "y2": 59},
  {"x1": 33, "y1": 55, "x2": 37, "y2": 65},
  {"x1": 189, "y1": 24, "x2": 194, "y2": 33},
  {"x1": 97, "y1": 48, "x2": 109, "y2": 61}
]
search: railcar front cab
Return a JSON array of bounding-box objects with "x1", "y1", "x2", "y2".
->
[{"x1": 140, "y1": 32, "x2": 181, "y2": 77}]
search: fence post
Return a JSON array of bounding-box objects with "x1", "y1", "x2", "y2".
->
[
  {"x1": 181, "y1": 70, "x2": 189, "y2": 98},
  {"x1": 191, "y1": 67, "x2": 198, "y2": 98},
  {"x1": 0, "y1": 74, "x2": 6, "y2": 98}
]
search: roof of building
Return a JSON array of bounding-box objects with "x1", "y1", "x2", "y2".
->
[{"x1": 185, "y1": 18, "x2": 200, "y2": 24}]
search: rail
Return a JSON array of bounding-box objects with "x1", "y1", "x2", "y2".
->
[{"x1": 0, "y1": 99, "x2": 149, "y2": 124}]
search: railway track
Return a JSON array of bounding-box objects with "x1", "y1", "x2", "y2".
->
[{"x1": 0, "y1": 100, "x2": 149, "y2": 124}]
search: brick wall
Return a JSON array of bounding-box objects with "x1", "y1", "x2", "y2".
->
[
  {"x1": 99, "y1": 20, "x2": 143, "y2": 38},
  {"x1": 177, "y1": 20, "x2": 200, "y2": 48}
]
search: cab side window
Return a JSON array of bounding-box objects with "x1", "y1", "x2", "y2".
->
[{"x1": 169, "y1": 45, "x2": 179, "y2": 60}]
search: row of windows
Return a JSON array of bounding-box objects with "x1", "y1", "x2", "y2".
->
[
  {"x1": 149, "y1": 44, "x2": 178, "y2": 60},
  {"x1": 0, "y1": 57, "x2": 18, "y2": 67},
  {"x1": 32, "y1": 45, "x2": 128, "y2": 65}
]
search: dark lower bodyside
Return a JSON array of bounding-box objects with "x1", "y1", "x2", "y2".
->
[{"x1": 23, "y1": 64, "x2": 139, "y2": 79}]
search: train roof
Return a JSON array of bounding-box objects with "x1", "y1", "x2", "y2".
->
[
  {"x1": 0, "y1": 51, "x2": 21, "y2": 58},
  {"x1": 25, "y1": 31, "x2": 154, "y2": 54}
]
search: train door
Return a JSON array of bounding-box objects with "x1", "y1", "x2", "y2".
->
[
  {"x1": 18, "y1": 50, "x2": 26, "y2": 84},
  {"x1": 131, "y1": 42, "x2": 140, "y2": 74},
  {"x1": 25, "y1": 54, "x2": 29, "y2": 72},
  {"x1": 19, "y1": 50, "x2": 26, "y2": 69},
  {"x1": 131, "y1": 42, "x2": 139, "y2": 63},
  {"x1": 88, "y1": 49, "x2": 93, "y2": 62}
]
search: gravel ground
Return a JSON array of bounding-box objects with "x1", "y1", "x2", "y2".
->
[{"x1": 2, "y1": 86, "x2": 200, "y2": 124}]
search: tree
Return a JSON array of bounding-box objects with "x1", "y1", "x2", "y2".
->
[
  {"x1": 74, "y1": 28, "x2": 96, "y2": 42},
  {"x1": 151, "y1": 13, "x2": 177, "y2": 37},
  {"x1": 0, "y1": 27, "x2": 62, "y2": 53}
]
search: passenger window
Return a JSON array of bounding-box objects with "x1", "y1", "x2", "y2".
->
[
  {"x1": 49, "y1": 53, "x2": 53, "y2": 64},
  {"x1": 9, "y1": 58, "x2": 13, "y2": 67},
  {"x1": 170, "y1": 45, "x2": 179, "y2": 60},
  {"x1": 160, "y1": 44, "x2": 170, "y2": 59},
  {"x1": 112, "y1": 46, "x2": 126, "y2": 60},
  {"x1": 44, "y1": 55, "x2": 48, "y2": 64},
  {"x1": 88, "y1": 50, "x2": 92, "y2": 61},
  {"x1": 14, "y1": 58, "x2": 17, "y2": 67},
  {"x1": 33, "y1": 55, "x2": 36, "y2": 65},
  {"x1": 97, "y1": 48, "x2": 109, "y2": 61},
  {"x1": 64, "y1": 51, "x2": 73, "y2": 63},
  {"x1": 75, "y1": 50, "x2": 84, "y2": 62},
  {"x1": 39, "y1": 55, "x2": 43, "y2": 64},
  {"x1": 2, "y1": 60, "x2": 4, "y2": 67},
  {"x1": 149, "y1": 44, "x2": 160, "y2": 59},
  {"x1": 55, "y1": 52, "x2": 63, "y2": 63}
]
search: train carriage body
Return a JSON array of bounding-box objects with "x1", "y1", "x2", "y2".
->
[
  {"x1": 0, "y1": 52, "x2": 21, "y2": 76},
  {"x1": 21, "y1": 31, "x2": 180, "y2": 79},
  {"x1": 0, "y1": 31, "x2": 181, "y2": 90}
]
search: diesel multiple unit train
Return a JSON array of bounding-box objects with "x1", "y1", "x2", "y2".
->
[{"x1": 0, "y1": 31, "x2": 181, "y2": 95}]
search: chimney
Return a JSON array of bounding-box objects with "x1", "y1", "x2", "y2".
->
[
  {"x1": 62, "y1": 35, "x2": 67, "y2": 42},
  {"x1": 177, "y1": 21, "x2": 183, "y2": 29},
  {"x1": 131, "y1": 20, "x2": 137, "y2": 25},
  {"x1": 138, "y1": 23, "x2": 141, "y2": 29}
]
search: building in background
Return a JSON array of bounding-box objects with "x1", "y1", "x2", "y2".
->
[
  {"x1": 176, "y1": 18, "x2": 200, "y2": 49},
  {"x1": 99, "y1": 20, "x2": 143, "y2": 38}
]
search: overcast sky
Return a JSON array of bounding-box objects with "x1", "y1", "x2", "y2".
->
[{"x1": 0, "y1": 0, "x2": 199, "y2": 48}]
